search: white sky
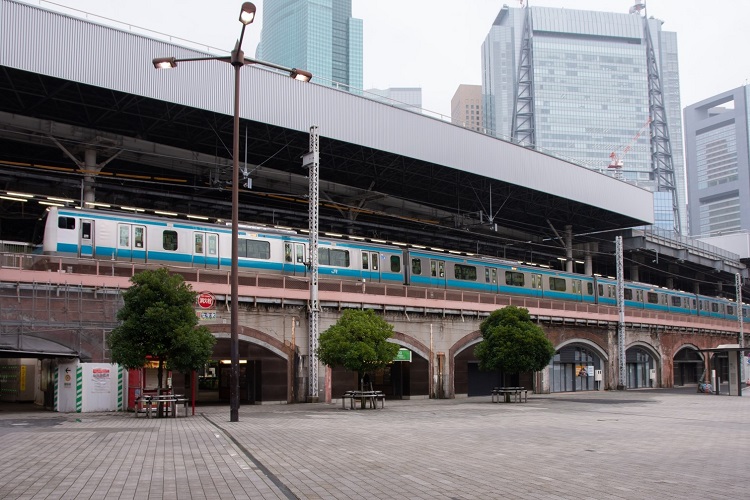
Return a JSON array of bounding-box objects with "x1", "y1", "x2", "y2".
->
[{"x1": 30, "y1": 0, "x2": 750, "y2": 118}]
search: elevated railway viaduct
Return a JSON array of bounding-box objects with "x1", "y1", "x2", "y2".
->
[{"x1": 0, "y1": 1, "x2": 746, "y2": 408}]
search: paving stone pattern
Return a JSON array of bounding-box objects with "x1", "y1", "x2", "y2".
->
[{"x1": 0, "y1": 389, "x2": 747, "y2": 499}]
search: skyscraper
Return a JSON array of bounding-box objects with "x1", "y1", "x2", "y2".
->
[
  {"x1": 684, "y1": 86, "x2": 750, "y2": 237},
  {"x1": 482, "y1": 4, "x2": 686, "y2": 233},
  {"x1": 451, "y1": 84, "x2": 483, "y2": 132},
  {"x1": 256, "y1": 0, "x2": 363, "y2": 92}
]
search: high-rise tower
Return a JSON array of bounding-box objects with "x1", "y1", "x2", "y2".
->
[
  {"x1": 482, "y1": 4, "x2": 686, "y2": 233},
  {"x1": 257, "y1": 0, "x2": 363, "y2": 92}
]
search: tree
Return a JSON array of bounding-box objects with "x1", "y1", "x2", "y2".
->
[
  {"x1": 316, "y1": 309, "x2": 400, "y2": 390},
  {"x1": 474, "y1": 306, "x2": 555, "y2": 385},
  {"x1": 109, "y1": 268, "x2": 216, "y2": 392}
]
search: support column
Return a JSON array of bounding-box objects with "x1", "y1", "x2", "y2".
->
[
  {"x1": 629, "y1": 263, "x2": 639, "y2": 283},
  {"x1": 584, "y1": 243, "x2": 595, "y2": 276},
  {"x1": 565, "y1": 225, "x2": 573, "y2": 273},
  {"x1": 82, "y1": 148, "x2": 100, "y2": 203}
]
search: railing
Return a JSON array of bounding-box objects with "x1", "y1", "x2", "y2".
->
[{"x1": 0, "y1": 252, "x2": 741, "y2": 333}]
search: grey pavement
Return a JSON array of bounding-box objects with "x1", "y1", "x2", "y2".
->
[{"x1": 1, "y1": 389, "x2": 748, "y2": 499}]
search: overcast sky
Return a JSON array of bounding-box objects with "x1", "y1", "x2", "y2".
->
[{"x1": 35, "y1": 0, "x2": 750, "y2": 118}]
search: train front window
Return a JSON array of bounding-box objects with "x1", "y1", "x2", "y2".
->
[{"x1": 58, "y1": 216, "x2": 75, "y2": 230}]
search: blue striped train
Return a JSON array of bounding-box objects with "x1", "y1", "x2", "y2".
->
[{"x1": 42, "y1": 207, "x2": 749, "y2": 321}]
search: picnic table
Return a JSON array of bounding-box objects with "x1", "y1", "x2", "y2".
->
[
  {"x1": 341, "y1": 390, "x2": 385, "y2": 410},
  {"x1": 135, "y1": 393, "x2": 190, "y2": 417},
  {"x1": 491, "y1": 387, "x2": 528, "y2": 403}
]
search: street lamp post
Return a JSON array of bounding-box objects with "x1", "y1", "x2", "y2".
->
[{"x1": 153, "y1": 2, "x2": 311, "y2": 422}]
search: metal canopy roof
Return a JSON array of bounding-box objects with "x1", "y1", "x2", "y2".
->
[{"x1": 1, "y1": 0, "x2": 649, "y2": 265}]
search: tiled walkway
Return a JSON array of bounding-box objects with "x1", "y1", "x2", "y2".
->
[{"x1": 1, "y1": 389, "x2": 747, "y2": 499}]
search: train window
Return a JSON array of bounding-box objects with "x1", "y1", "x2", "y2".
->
[
  {"x1": 295, "y1": 245, "x2": 304, "y2": 263},
  {"x1": 58, "y1": 216, "x2": 75, "y2": 230},
  {"x1": 390, "y1": 255, "x2": 400, "y2": 272},
  {"x1": 194, "y1": 233, "x2": 203, "y2": 254},
  {"x1": 208, "y1": 235, "x2": 218, "y2": 256},
  {"x1": 412, "y1": 259, "x2": 422, "y2": 275},
  {"x1": 661, "y1": 294, "x2": 668, "y2": 305},
  {"x1": 572, "y1": 280, "x2": 581, "y2": 294},
  {"x1": 671, "y1": 296, "x2": 681, "y2": 307},
  {"x1": 371, "y1": 253, "x2": 379, "y2": 271},
  {"x1": 119, "y1": 226, "x2": 129, "y2": 247},
  {"x1": 134, "y1": 227, "x2": 144, "y2": 248},
  {"x1": 240, "y1": 239, "x2": 270, "y2": 259},
  {"x1": 647, "y1": 292, "x2": 658, "y2": 304},
  {"x1": 692, "y1": 298, "x2": 697, "y2": 309},
  {"x1": 711, "y1": 303, "x2": 719, "y2": 313},
  {"x1": 454, "y1": 264, "x2": 477, "y2": 281},
  {"x1": 319, "y1": 248, "x2": 349, "y2": 267},
  {"x1": 624, "y1": 288, "x2": 632, "y2": 300},
  {"x1": 362, "y1": 252, "x2": 369, "y2": 270},
  {"x1": 598, "y1": 284, "x2": 603, "y2": 296},
  {"x1": 284, "y1": 243, "x2": 293, "y2": 263},
  {"x1": 549, "y1": 277, "x2": 566, "y2": 291},
  {"x1": 727, "y1": 305, "x2": 735, "y2": 316},
  {"x1": 744, "y1": 308, "x2": 749, "y2": 319},
  {"x1": 637, "y1": 290, "x2": 643, "y2": 302},
  {"x1": 163, "y1": 230, "x2": 178, "y2": 251},
  {"x1": 587, "y1": 283, "x2": 593, "y2": 295},
  {"x1": 505, "y1": 271, "x2": 524, "y2": 287},
  {"x1": 431, "y1": 260, "x2": 445, "y2": 278},
  {"x1": 531, "y1": 274, "x2": 541, "y2": 289}
]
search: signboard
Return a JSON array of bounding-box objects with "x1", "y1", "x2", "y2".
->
[
  {"x1": 394, "y1": 348, "x2": 412, "y2": 362},
  {"x1": 196, "y1": 291, "x2": 215, "y2": 309}
]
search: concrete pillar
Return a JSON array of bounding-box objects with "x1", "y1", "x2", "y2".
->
[
  {"x1": 666, "y1": 277, "x2": 674, "y2": 288},
  {"x1": 630, "y1": 263, "x2": 639, "y2": 282},
  {"x1": 83, "y1": 148, "x2": 98, "y2": 203},
  {"x1": 565, "y1": 225, "x2": 573, "y2": 273},
  {"x1": 584, "y1": 242, "x2": 596, "y2": 276}
]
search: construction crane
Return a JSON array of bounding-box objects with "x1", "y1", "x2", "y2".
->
[{"x1": 608, "y1": 117, "x2": 652, "y2": 181}]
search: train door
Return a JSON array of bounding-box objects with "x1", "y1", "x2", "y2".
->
[
  {"x1": 283, "y1": 242, "x2": 306, "y2": 276},
  {"x1": 572, "y1": 279, "x2": 582, "y2": 302},
  {"x1": 116, "y1": 223, "x2": 147, "y2": 262},
  {"x1": 430, "y1": 259, "x2": 446, "y2": 288},
  {"x1": 485, "y1": 268, "x2": 498, "y2": 293},
  {"x1": 79, "y1": 218, "x2": 94, "y2": 258},
  {"x1": 531, "y1": 273, "x2": 543, "y2": 298},
  {"x1": 361, "y1": 251, "x2": 381, "y2": 282},
  {"x1": 193, "y1": 232, "x2": 220, "y2": 269}
]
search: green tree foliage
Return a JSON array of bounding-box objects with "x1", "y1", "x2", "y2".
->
[
  {"x1": 317, "y1": 309, "x2": 400, "y2": 384},
  {"x1": 109, "y1": 268, "x2": 215, "y2": 388},
  {"x1": 474, "y1": 306, "x2": 555, "y2": 376}
]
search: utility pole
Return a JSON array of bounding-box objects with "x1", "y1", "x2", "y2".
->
[{"x1": 303, "y1": 125, "x2": 320, "y2": 402}]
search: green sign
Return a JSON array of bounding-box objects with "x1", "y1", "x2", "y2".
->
[{"x1": 394, "y1": 348, "x2": 412, "y2": 362}]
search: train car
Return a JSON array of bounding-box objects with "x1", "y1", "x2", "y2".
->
[
  {"x1": 41, "y1": 207, "x2": 744, "y2": 320},
  {"x1": 405, "y1": 249, "x2": 596, "y2": 302}
]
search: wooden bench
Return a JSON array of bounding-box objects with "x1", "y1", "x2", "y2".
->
[
  {"x1": 491, "y1": 387, "x2": 528, "y2": 403},
  {"x1": 341, "y1": 390, "x2": 385, "y2": 409}
]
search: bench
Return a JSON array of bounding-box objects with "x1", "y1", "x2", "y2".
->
[
  {"x1": 491, "y1": 387, "x2": 528, "y2": 403},
  {"x1": 135, "y1": 394, "x2": 190, "y2": 417},
  {"x1": 341, "y1": 390, "x2": 385, "y2": 410}
]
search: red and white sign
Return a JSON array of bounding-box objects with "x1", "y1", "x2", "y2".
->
[{"x1": 197, "y1": 291, "x2": 215, "y2": 309}]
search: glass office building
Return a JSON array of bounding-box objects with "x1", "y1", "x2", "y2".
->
[
  {"x1": 684, "y1": 86, "x2": 750, "y2": 236},
  {"x1": 482, "y1": 6, "x2": 686, "y2": 233},
  {"x1": 256, "y1": 0, "x2": 363, "y2": 92}
]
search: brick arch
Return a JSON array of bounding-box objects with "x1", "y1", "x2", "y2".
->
[
  {"x1": 204, "y1": 324, "x2": 294, "y2": 361},
  {"x1": 390, "y1": 331, "x2": 431, "y2": 361},
  {"x1": 555, "y1": 338, "x2": 609, "y2": 362}
]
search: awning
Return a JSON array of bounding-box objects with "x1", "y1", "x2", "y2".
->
[{"x1": 0, "y1": 335, "x2": 78, "y2": 358}]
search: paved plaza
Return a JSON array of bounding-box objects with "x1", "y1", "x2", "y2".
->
[{"x1": 1, "y1": 389, "x2": 748, "y2": 499}]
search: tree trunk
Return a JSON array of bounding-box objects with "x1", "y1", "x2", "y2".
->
[{"x1": 157, "y1": 357, "x2": 164, "y2": 417}]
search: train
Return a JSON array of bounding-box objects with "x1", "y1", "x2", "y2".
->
[{"x1": 41, "y1": 206, "x2": 749, "y2": 321}]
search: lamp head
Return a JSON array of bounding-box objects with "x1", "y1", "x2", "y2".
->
[
  {"x1": 239, "y1": 2, "x2": 256, "y2": 25},
  {"x1": 291, "y1": 68, "x2": 313, "y2": 82},
  {"x1": 153, "y1": 57, "x2": 177, "y2": 69}
]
